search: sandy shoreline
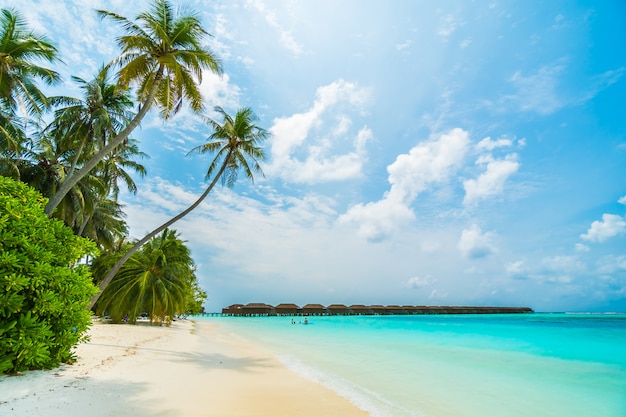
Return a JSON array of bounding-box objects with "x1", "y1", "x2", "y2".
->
[{"x1": 0, "y1": 319, "x2": 368, "y2": 416}]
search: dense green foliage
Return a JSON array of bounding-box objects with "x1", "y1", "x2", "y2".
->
[
  {"x1": 93, "y1": 229, "x2": 205, "y2": 324},
  {"x1": 0, "y1": 177, "x2": 97, "y2": 374}
]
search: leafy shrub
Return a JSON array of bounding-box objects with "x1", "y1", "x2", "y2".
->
[{"x1": 0, "y1": 177, "x2": 98, "y2": 374}]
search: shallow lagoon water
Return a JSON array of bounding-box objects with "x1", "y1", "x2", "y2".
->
[{"x1": 196, "y1": 314, "x2": 626, "y2": 417}]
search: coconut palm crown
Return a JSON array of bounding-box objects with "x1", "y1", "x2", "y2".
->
[
  {"x1": 0, "y1": 8, "x2": 60, "y2": 151},
  {"x1": 97, "y1": 0, "x2": 222, "y2": 119}
]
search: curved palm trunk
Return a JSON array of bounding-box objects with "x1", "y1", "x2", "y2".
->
[
  {"x1": 88, "y1": 152, "x2": 231, "y2": 309},
  {"x1": 77, "y1": 212, "x2": 91, "y2": 237},
  {"x1": 44, "y1": 68, "x2": 164, "y2": 216},
  {"x1": 68, "y1": 131, "x2": 90, "y2": 176}
]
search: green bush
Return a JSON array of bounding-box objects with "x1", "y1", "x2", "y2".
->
[{"x1": 0, "y1": 177, "x2": 98, "y2": 374}]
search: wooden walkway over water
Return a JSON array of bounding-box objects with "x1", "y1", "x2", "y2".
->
[{"x1": 204, "y1": 303, "x2": 533, "y2": 317}]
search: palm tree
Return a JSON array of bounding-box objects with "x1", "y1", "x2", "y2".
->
[
  {"x1": 77, "y1": 196, "x2": 128, "y2": 252},
  {"x1": 45, "y1": 66, "x2": 135, "y2": 177},
  {"x1": 98, "y1": 138, "x2": 148, "y2": 200},
  {"x1": 75, "y1": 139, "x2": 147, "y2": 248},
  {"x1": 0, "y1": 8, "x2": 59, "y2": 151},
  {"x1": 44, "y1": 0, "x2": 222, "y2": 215},
  {"x1": 88, "y1": 106, "x2": 268, "y2": 309},
  {"x1": 94, "y1": 229, "x2": 195, "y2": 324},
  {"x1": 15, "y1": 129, "x2": 107, "y2": 230}
]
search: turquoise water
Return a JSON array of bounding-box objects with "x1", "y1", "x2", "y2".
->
[{"x1": 195, "y1": 314, "x2": 626, "y2": 417}]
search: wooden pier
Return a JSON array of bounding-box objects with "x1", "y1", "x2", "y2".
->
[{"x1": 215, "y1": 303, "x2": 534, "y2": 317}]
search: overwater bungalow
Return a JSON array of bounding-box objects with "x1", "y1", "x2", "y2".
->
[
  {"x1": 385, "y1": 305, "x2": 407, "y2": 315},
  {"x1": 222, "y1": 304, "x2": 244, "y2": 315},
  {"x1": 369, "y1": 305, "x2": 387, "y2": 315},
  {"x1": 275, "y1": 303, "x2": 301, "y2": 315},
  {"x1": 242, "y1": 303, "x2": 274, "y2": 316},
  {"x1": 301, "y1": 303, "x2": 327, "y2": 315},
  {"x1": 349, "y1": 304, "x2": 372, "y2": 315},
  {"x1": 402, "y1": 305, "x2": 418, "y2": 314},
  {"x1": 326, "y1": 304, "x2": 351, "y2": 315}
]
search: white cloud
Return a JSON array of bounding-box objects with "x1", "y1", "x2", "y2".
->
[
  {"x1": 395, "y1": 40, "x2": 412, "y2": 51},
  {"x1": 581, "y1": 214, "x2": 626, "y2": 242},
  {"x1": 596, "y1": 255, "x2": 626, "y2": 275},
  {"x1": 618, "y1": 195, "x2": 626, "y2": 206},
  {"x1": 463, "y1": 154, "x2": 519, "y2": 205},
  {"x1": 267, "y1": 79, "x2": 372, "y2": 184},
  {"x1": 404, "y1": 275, "x2": 436, "y2": 289},
  {"x1": 476, "y1": 136, "x2": 513, "y2": 151},
  {"x1": 387, "y1": 128, "x2": 469, "y2": 201},
  {"x1": 504, "y1": 64, "x2": 625, "y2": 115},
  {"x1": 208, "y1": 13, "x2": 234, "y2": 61},
  {"x1": 457, "y1": 224, "x2": 496, "y2": 259},
  {"x1": 339, "y1": 197, "x2": 416, "y2": 242},
  {"x1": 577, "y1": 67, "x2": 625, "y2": 104},
  {"x1": 507, "y1": 256, "x2": 585, "y2": 286},
  {"x1": 541, "y1": 256, "x2": 584, "y2": 274},
  {"x1": 429, "y1": 289, "x2": 448, "y2": 300},
  {"x1": 340, "y1": 128, "x2": 470, "y2": 241},
  {"x1": 247, "y1": 0, "x2": 303, "y2": 55},
  {"x1": 575, "y1": 243, "x2": 590, "y2": 252},
  {"x1": 199, "y1": 71, "x2": 242, "y2": 113},
  {"x1": 437, "y1": 14, "x2": 459, "y2": 41},
  {"x1": 506, "y1": 64, "x2": 566, "y2": 115},
  {"x1": 507, "y1": 260, "x2": 526, "y2": 277}
]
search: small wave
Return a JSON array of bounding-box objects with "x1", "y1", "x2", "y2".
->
[{"x1": 275, "y1": 354, "x2": 424, "y2": 417}]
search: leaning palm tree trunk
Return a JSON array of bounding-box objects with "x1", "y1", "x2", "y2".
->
[
  {"x1": 88, "y1": 153, "x2": 231, "y2": 309},
  {"x1": 44, "y1": 70, "x2": 163, "y2": 215}
]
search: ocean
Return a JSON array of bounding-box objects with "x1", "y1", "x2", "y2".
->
[{"x1": 194, "y1": 313, "x2": 626, "y2": 417}]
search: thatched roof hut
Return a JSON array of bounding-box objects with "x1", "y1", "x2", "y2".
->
[
  {"x1": 222, "y1": 304, "x2": 244, "y2": 315},
  {"x1": 385, "y1": 305, "x2": 406, "y2": 314},
  {"x1": 242, "y1": 303, "x2": 274, "y2": 316},
  {"x1": 349, "y1": 304, "x2": 371, "y2": 315},
  {"x1": 275, "y1": 303, "x2": 301, "y2": 315},
  {"x1": 369, "y1": 304, "x2": 387, "y2": 315},
  {"x1": 413, "y1": 306, "x2": 430, "y2": 314},
  {"x1": 326, "y1": 304, "x2": 351, "y2": 315},
  {"x1": 402, "y1": 305, "x2": 418, "y2": 314},
  {"x1": 301, "y1": 303, "x2": 327, "y2": 315}
]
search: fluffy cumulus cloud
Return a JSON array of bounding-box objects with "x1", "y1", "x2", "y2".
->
[
  {"x1": 463, "y1": 154, "x2": 519, "y2": 205},
  {"x1": 457, "y1": 224, "x2": 496, "y2": 259},
  {"x1": 340, "y1": 128, "x2": 470, "y2": 241},
  {"x1": 266, "y1": 79, "x2": 372, "y2": 184},
  {"x1": 581, "y1": 214, "x2": 626, "y2": 242}
]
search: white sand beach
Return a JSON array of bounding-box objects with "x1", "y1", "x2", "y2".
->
[{"x1": 0, "y1": 319, "x2": 368, "y2": 417}]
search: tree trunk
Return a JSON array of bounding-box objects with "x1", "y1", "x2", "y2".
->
[
  {"x1": 88, "y1": 154, "x2": 231, "y2": 310},
  {"x1": 44, "y1": 68, "x2": 164, "y2": 216}
]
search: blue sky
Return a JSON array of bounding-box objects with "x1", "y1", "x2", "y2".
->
[{"x1": 7, "y1": 0, "x2": 625, "y2": 312}]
